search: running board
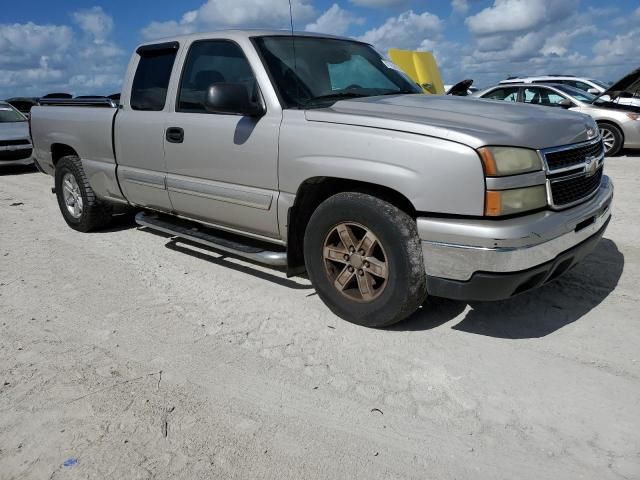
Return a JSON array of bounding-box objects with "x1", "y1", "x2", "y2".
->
[{"x1": 135, "y1": 212, "x2": 287, "y2": 267}]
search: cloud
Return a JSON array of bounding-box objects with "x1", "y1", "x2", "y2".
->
[
  {"x1": 0, "y1": 11, "x2": 124, "y2": 98},
  {"x1": 451, "y1": 0, "x2": 470, "y2": 14},
  {"x1": 305, "y1": 4, "x2": 364, "y2": 36},
  {"x1": 359, "y1": 10, "x2": 442, "y2": 52},
  {"x1": 142, "y1": 0, "x2": 316, "y2": 40},
  {"x1": 349, "y1": 0, "x2": 408, "y2": 7},
  {"x1": 72, "y1": 6, "x2": 114, "y2": 44},
  {"x1": 465, "y1": 0, "x2": 578, "y2": 36}
]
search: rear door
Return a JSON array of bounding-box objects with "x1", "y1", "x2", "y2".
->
[
  {"x1": 115, "y1": 42, "x2": 179, "y2": 211},
  {"x1": 163, "y1": 39, "x2": 281, "y2": 238}
]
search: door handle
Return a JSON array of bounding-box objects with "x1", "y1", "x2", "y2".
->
[{"x1": 166, "y1": 127, "x2": 184, "y2": 143}]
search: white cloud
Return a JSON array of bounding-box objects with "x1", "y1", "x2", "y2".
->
[
  {"x1": 141, "y1": 0, "x2": 316, "y2": 40},
  {"x1": 0, "y1": 11, "x2": 124, "y2": 98},
  {"x1": 305, "y1": 4, "x2": 364, "y2": 36},
  {"x1": 451, "y1": 0, "x2": 469, "y2": 14},
  {"x1": 359, "y1": 10, "x2": 442, "y2": 52},
  {"x1": 349, "y1": 0, "x2": 408, "y2": 7},
  {"x1": 465, "y1": 0, "x2": 578, "y2": 36},
  {"x1": 72, "y1": 6, "x2": 114, "y2": 44}
]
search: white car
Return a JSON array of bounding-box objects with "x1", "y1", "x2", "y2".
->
[
  {"x1": 0, "y1": 101, "x2": 33, "y2": 167},
  {"x1": 499, "y1": 74, "x2": 640, "y2": 107}
]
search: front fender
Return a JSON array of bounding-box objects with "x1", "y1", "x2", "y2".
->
[{"x1": 279, "y1": 113, "x2": 486, "y2": 216}]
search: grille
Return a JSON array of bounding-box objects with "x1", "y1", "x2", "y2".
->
[
  {"x1": 0, "y1": 139, "x2": 30, "y2": 147},
  {"x1": 550, "y1": 167, "x2": 603, "y2": 207},
  {"x1": 544, "y1": 140, "x2": 603, "y2": 171}
]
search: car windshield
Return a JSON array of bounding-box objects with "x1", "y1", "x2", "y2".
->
[
  {"x1": 551, "y1": 84, "x2": 597, "y2": 103},
  {"x1": 590, "y1": 79, "x2": 609, "y2": 90},
  {"x1": 253, "y1": 36, "x2": 421, "y2": 109},
  {"x1": 0, "y1": 105, "x2": 26, "y2": 123}
]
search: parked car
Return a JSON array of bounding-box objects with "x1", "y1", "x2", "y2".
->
[
  {"x1": 499, "y1": 72, "x2": 640, "y2": 107},
  {"x1": 5, "y1": 97, "x2": 39, "y2": 118},
  {"x1": 0, "y1": 101, "x2": 33, "y2": 167},
  {"x1": 474, "y1": 82, "x2": 640, "y2": 156},
  {"x1": 30, "y1": 30, "x2": 613, "y2": 327}
]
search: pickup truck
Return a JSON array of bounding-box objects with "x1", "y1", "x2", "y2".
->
[{"x1": 31, "y1": 30, "x2": 614, "y2": 327}]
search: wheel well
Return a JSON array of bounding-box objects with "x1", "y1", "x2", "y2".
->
[
  {"x1": 286, "y1": 177, "x2": 417, "y2": 276},
  {"x1": 51, "y1": 144, "x2": 78, "y2": 166}
]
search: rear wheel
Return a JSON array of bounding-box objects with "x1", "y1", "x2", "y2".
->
[
  {"x1": 54, "y1": 155, "x2": 113, "y2": 232},
  {"x1": 304, "y1": 192, "x2": 427, "y2": 327},
  {"x1": 598, "y1": 122, "x2": 623, "y2": 157}
]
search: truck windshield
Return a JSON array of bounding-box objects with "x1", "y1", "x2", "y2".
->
[
  {"x1": 0, "y1": 106, "x2": 26, "y2": 123},
  {"x1": 253, "y1": 36, "x2": 421, "y2": 109}
]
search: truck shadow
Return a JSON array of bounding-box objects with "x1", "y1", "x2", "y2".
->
[
  {"x1": 394, "y1": 238, "x2": 625, "y2": 339},
  {"x1": 163, "y1": 238, "x2": 313, "y2": 291}
]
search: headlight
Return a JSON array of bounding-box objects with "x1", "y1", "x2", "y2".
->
[
  {"x1": 626, "y1": 112, "x2": 639, "y2": 121},
  {"x1": 478, "y1": 147, "x2": 543, "y2": 176},
  {"x1": 485, "y1": 186, "x2": 547, "y2": 216}
]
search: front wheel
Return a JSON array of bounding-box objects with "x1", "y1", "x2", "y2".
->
[
  {"x1": 304, "y1": 192, "x2": 427, "y2": 328},
  {"x1": 54, "y1": 155, "x2": 113, "y2": 232},
  {"x1": 598, "y1": 122, "x2": 623, "y2": 157}
]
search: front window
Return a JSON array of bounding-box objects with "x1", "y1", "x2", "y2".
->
[
  {"x1": 0, "y1": 105, "x2": 26, "y2": 123},
  {"x1": 253, "y1": 36, "x2": 421, "y2": 108}
]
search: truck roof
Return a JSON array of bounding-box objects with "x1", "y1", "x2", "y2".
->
[{"x1": 136, "y1": 29, "x2": 359, "y2": 49}]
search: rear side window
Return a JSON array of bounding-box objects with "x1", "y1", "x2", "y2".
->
[{"x1": 131, "y1": 45, "x2": 178, "y2": 111}]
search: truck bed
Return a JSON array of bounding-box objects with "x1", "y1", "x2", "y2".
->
[{"x1": 30, "y1": 102, "x2": 124, "y2": 203}]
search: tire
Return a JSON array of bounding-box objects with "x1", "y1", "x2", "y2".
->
[
  {"x1": 304, "y1": 192, "x2": 427, "y2": 328},
  {"x1": 54, "y1": 155, "x2": 112, "y2": 232},
  {"x1": 598, "y1": 122, "x2": 623, "y2": 157}
]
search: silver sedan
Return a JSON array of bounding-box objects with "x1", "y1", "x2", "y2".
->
[{"x1": 474, "y1": 83, "x2": 640, "y2": 156}]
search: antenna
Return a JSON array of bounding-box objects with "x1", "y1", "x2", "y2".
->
[{"x1": 288, "y1": 0, "x2": 299, "y2": 99}]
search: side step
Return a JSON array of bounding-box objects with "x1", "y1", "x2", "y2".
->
[{"x1": 135, "y1": 212, "x2": 287, "y2": 267}]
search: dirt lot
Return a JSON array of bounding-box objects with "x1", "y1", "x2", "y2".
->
[{"x1": 1, "y1": 155, "x2": 639, "y2": 480}]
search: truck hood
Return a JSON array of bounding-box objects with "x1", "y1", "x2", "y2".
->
[
  {"x1": 0, "y1": 122, "x2": 29, "y2": 142},
  {"x1": 305, "y1": 94, "x2": 595, "y2": 150}
]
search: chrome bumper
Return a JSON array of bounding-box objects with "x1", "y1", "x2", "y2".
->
[{"x1": 418, "y1": 176, "x2": 613, "y2": 282}]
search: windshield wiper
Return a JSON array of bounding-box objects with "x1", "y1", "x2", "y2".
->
[{"x1": 302, "y1": 92, "x2": 368, "y2": 107}]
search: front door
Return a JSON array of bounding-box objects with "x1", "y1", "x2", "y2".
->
[
  {"x1": 115, "y1": 42, "x2": 179, "y2": 211},
  {"x1": 163, "y1": 39, "x2": 281, "y2": 239}
]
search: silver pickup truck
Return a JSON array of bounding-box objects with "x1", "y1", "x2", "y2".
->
[{"x1": 31, "y1": 30, "x2": 613, "y2": 327}]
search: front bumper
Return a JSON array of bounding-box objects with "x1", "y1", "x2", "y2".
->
[{"x1": 419, "y1": 176, "x2": 613, "y2": 301}]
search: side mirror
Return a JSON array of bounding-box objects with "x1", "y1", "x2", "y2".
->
[
  {"x1": 204, "y1": 83, "x2": 265, "y2": 117},
  {"x1": 587, "y1": 88, "x2": 599, "y2": 94},
  {"x1": 558, "y1": 98, "x2": 573, "y2": 108}
]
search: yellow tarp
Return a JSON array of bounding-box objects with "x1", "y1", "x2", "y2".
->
[{"x1": 388, "y1": 49, "x2": 445, "y2": 95}]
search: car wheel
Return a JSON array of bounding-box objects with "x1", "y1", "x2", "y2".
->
[
  {"x1": 54, "y1": 155, "x2": 112, "y2": 232},
  {"x1": 304, "y1": 192, "x2": 427, "y2": 328},
  {"x1": 598, "y1": 122, "x2": 623, "y2": 157}
]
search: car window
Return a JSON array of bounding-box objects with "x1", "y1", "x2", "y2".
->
[
  {"x1": 567, "y1": 80, "x2": 592, "y2": 92},
  {"x1": 523, "y1": 87, "x2": 566, "y2": 106},
  {"x1": 0, "y1": 105, "x2": 26, "y2": 123},
  {"x1": 483, "y1": 87, "x2": 519, "y2": 102},
  {"x1": 178, "y1": 40, "x2": 258, "y2": 113},
  {"x1": 130, "y1": 47, "x2": 178, "y2": 111}
]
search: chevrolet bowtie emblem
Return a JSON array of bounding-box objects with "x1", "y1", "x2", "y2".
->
[{"x1": 584, "y1": 156, "x2": 598, "y2": 177}]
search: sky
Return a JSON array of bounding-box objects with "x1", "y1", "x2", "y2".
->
[{"x1": 1, "y1": 0, "x2": 639, "y2": 98}]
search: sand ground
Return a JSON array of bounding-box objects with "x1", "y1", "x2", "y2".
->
[{"x1": 1, "y1": 154, "x2": 639, "y2": 479}]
